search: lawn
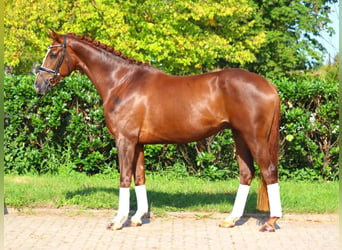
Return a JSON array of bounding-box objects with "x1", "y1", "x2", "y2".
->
[{"x1": 4, "y1": 173, "x2": 339, "y2": 215}]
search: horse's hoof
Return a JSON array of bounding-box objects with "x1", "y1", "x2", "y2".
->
[
  {"x1": 130, "y1": 219, "x2": 143, "y2": 227},
  {"x1": 107, "y1": 221, "x2": 125, "y2": 230},
  {"x1": 219, "y1": 217, "x2": 237, "y2": 228},
  {"x1": 219, "y1": 220, "x2": 235, "y2": 228},
  {"x1": 107, "y1": 222, "x2": 115, "y2": 230},
  {"x1": 130, "y1": 212, "x2": 147, "y2": 227},
  {"x1": 259, "y1": 223, "x2": 275, "y2": 232},
  {"x1": 107, "y1": 215, "x2": 127, "y2": 230}
]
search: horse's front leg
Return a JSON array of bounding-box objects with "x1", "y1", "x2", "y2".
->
[
  {"x1": 130, "y1": 144, "x2": 149, "y2": 226},
  {"x1": 107, "y1": 137, "x2": 136, "y2": 230}
]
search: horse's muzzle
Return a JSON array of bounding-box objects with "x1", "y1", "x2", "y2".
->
[{"x1": 34, "y1": 74, "x2": 53, "y2": 96}]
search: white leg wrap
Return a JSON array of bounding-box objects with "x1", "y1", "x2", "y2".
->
[
  {"x1": 230, "y1": 184, "x2": 250, "y2": 218},
  {"x1": 267, "y1": 183, "x2": 282, "y2": 218},
  {"x1": 135, "y1": 185, "x2": 148, "y2": 213},
  {"x1": 131, "y1": 185, "x2": 148, "y2": 222},
  {"x1": 116, "y1": 187, "x2": 130, "y2": 218}
]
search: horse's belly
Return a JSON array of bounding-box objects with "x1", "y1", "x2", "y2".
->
[{"x1": 138, "y1": 119, "x2": 229, "y2": 144}]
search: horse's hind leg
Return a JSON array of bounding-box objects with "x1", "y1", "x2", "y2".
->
[
  {"x1": 131, "y1": 144, "x2": 149, "y2": 226},
  {"x1": 248, "y1": 139, "x2": 282, "y2": 232},
  {"x1": 258, "y1": 165, "x2": 282, "y2": 232},
  {"x1": 220, "y1": 131, "x2": 255, "y2": 228}
]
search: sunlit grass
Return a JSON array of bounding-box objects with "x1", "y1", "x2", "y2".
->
[{"x1": 4, "y1": 173, "x2": 338, "y2": 215}]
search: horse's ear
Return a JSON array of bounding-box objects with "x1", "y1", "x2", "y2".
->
[{"x1": 48, "y1": 30, "x2": 59, "y2": 41}]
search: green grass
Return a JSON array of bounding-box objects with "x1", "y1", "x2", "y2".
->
[{"x1": 4, "y1": 173, "x2": 339, "y2": 214}]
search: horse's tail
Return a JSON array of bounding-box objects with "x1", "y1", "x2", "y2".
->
[{"x1": 257, "y1": 94, "x2": 280, "y2": 211}]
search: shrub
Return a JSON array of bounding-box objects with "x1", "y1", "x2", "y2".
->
[
  {"x1": 4, "y1": 75, "x2": 339, "y2": 180},
  {"x1": 275, "y1": 78, "x2": 339, "y2": 180},
  {"x1": 4, "y1": 75, "x2": 117, "y2": 175}
]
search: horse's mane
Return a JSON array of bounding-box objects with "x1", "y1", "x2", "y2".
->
[{"x1": 66, "y1": 33, "x2": 150, "y2": 66}]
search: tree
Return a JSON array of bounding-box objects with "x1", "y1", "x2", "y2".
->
[
  {"x1": 4, "y1": 0, "x2": 72, "y2": 74},
  {"x1": 244, "y1": 0, "x2": 338, "y2": 76},
  {"x1": 4, "y1": 0, "x2": 337, "y2": 75},
  {"x1": 5, "y1": 0, "x2": 265, "y2": 75}
]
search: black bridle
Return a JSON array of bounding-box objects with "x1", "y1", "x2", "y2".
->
[
  {"x1": 9, "y1": 36, "x2": 69, "y2": 121},
  {"x1": 37, "y1": 35, "x2": 70, "y2": 84}
]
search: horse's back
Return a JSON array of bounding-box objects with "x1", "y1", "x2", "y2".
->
[
  {"x1": 161, "y1": 68, "x2": 277, "y2": 98},
  {"x1": 218, "y1": 68, "x2": 277, "y2": 95},
  {"x1": 105, "y1": 67, "x2": 278, "y2": 144}
]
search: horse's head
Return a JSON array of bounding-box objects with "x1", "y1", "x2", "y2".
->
[{"x1": 34, "y1": 31, "x2": 75, "y2": 95}]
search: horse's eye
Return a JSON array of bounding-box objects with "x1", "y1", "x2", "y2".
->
[{"x1": 50, "y1": 53, "x2": 58, "y2": 59}]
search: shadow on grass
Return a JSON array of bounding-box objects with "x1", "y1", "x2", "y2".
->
[
  {"x1": 64, "y1": 187, "x2": 273, "y2": 229},
  {"x1": 65, "y1": 187, "x2": 258, "y2": 212}
]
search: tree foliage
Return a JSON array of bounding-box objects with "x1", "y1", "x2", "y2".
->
[
  {"x1": 245, "y1": 0, "x2": 338, "y2": 76},
  {"x1": 4, "y1": 0, "x2": 337, "y2": 75}
]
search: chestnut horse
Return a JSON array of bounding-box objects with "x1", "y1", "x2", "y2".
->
[{"x1": 34, "y1": 31, "x2": 282, "y2": 232}]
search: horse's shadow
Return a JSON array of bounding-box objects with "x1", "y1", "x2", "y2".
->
[
  {"x1": 65, "y1": 186, "x2": 281, "y2": 229},
  {"x1": 64, "y1": 186, "x2": 267, "y2": 216},
  {"x1": 65, "y1": 186, "x2": 258, "y2": 210},
  {"x1": 234, "y1": 215, "x2": 281, "y2": 230}
]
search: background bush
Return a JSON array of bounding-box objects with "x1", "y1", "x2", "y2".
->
[{"x1": 4, "y1": 75, "x2": 339, "y2": 181}]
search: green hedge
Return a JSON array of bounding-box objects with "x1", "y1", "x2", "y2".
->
[{"x1": 4, "y1": 75, "x2": 339, "y2": 180}]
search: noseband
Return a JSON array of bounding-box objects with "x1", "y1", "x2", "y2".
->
[{"x1": 37, "y1": 35, "x2": 70, "y2": 85}]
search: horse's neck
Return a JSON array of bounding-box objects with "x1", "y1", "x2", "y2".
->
[{"x1": 71, "y1": 41, "x2": 135, "y2": 101}]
